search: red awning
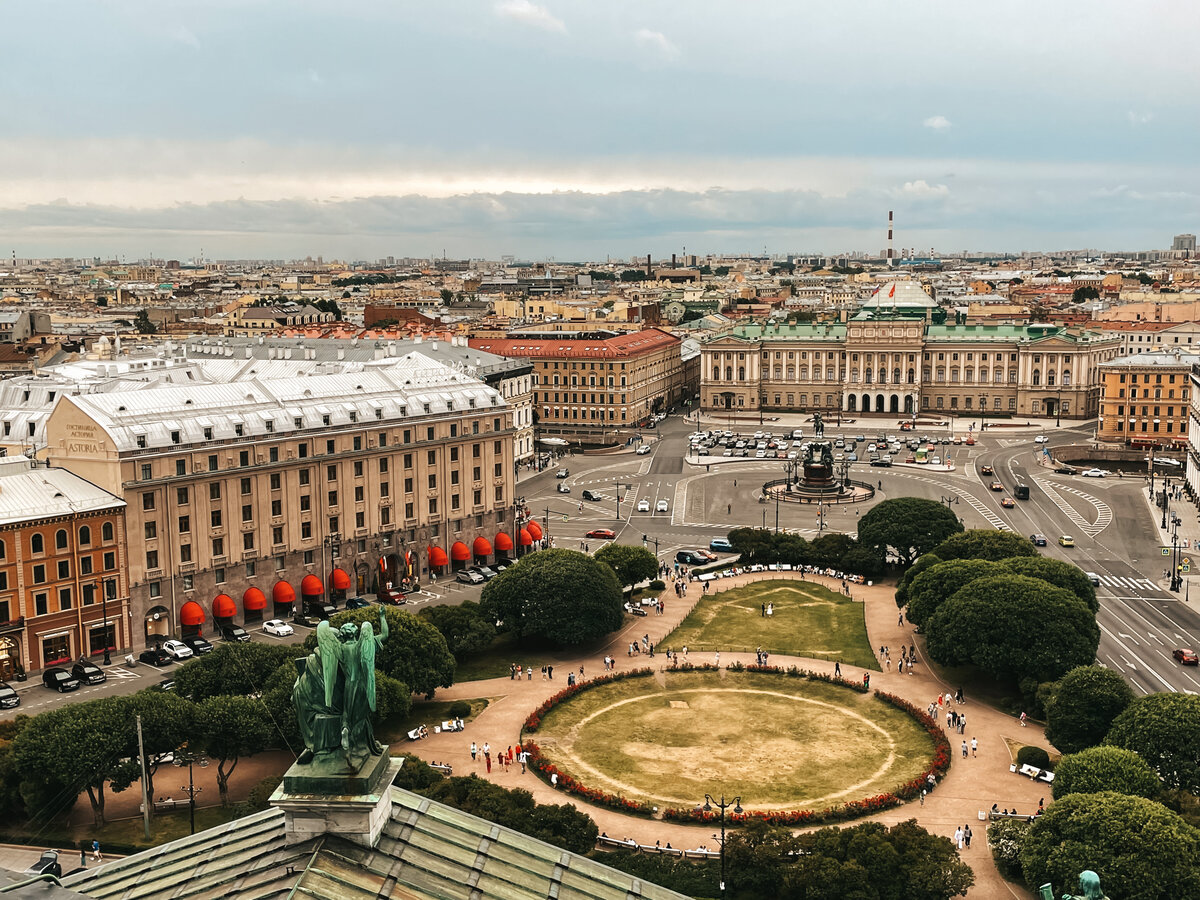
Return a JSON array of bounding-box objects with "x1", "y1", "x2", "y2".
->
[
  {"x1": 429, "y1": 546, "x2": 449, "y2": 567},
  {"x1": 243, "y1": 587, "x2": 267, "y2": 611},
  {"x1": 272, "y1": 581, "x2": 296, "y2": 605},
  {"x1": 180, "y1": 600, "x2": 206, "y2": 627},
  {"x1": 331, "y1": 567, "x2": 352, "y2": 591},
  {"x1": 212, "y1": 593, "x2": 237, "y2": 619},
  {"x1": 450, "y1": 541, "x2": 470, "y2": 562},
  {"x1": 526, "y1": 519, "x2": 543, "y2": 541},
  {"x1": 301, "y1": 574, "x2": 324, "y2": 597},
  {"x1": 495, "y1": 532, "x2": 514, "y2": 552},
  {"x1": 473, "y1": 536, "x2": 492, "y2": 557},
  {"x1": 519, "y1": 529, "x2": 533, "y2": 547}
]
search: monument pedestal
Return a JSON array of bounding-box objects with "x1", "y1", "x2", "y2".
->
[{"x1": 270, "y1": 746, "x2": 398, "y2": 848}]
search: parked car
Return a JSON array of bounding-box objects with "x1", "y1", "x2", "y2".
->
[
  {"x1": 0, "y1": 681, "x2": 20, "y2": 708},
  {"x1": 1172, "y1": 648, "x2": 1198, "y2": 666},
  {"x1": 345, "y1": 595, "x2": 373, "y2": 609},
  {"x1": 42, "y1": 666, "x2": 81, "y2": 691},
  {"x1": 375, "y1": 589, "x2": 407, "y2": 606},
  {"x1": 581, "y1": 489, "x2": 603, "y2": 501},
  {"x1": 470, "y1": 565, "x2": 498, "y2": 581},
  {"x1": 586, "y1": 528, "x2": 616, "y2": 540},
  {"x1": 147, "y1": 678, "x2": 176, "y2": 693},
  {"x1": 1058, "y1": 535, "x2": 1075, "y2": 548},
  {"x1": 710, "y1": 538, "x2": 735, "y2": 552},
  {"x1": 636, "y1": 444, "x2": 652, "y2": 455},
  {"x1": 292, "y1": 613, "x2": 321, "y2": 628},
  {"x1": 182, "y1": 635, "x2": 214, "y2": 655},
  {"x1": 263, "y1": 619, "x2": 295, "y2": 637},
  {"x1": 656, "y1": 499, "x2": 669, "y2": 512},
  {"x1": 1030, "y1": 534, "x2": 1048, "y2": 546},
  {"x1": 71, "y1": 659, "x2": 107, "y2": 685},
  {"x1": 161, "y1": 639, "x2": 194, "y2": 660},
  {"x1": 624, "y1": 602, "x2": 647, "y2": 617},
  {"x1": 555, "y1": 468, "x2": 569, "y2": 478},
  {"x1": 221, "y1": 624, "x2": 251, "y2": 643},
  {"x1": 1082, "y1": 468, "x2": 1106, "y2": 478},
  {"x1": 456, "y1": 569, "x2": 484, "y2": 585},
  {"x1": 1000, "y1": 497, "x2": 1015, "y2": 508},
  {"x1": 138, "y1": 647, "x2": 172, "y2": 667},
  {"x1": 637, "y1": 498, "x2": 650, "y2": 512}
]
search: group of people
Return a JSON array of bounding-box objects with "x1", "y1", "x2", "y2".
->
[
  {"x1": 626, "y1": 633, "x2": 654, "y2": 657},
  {"x1": 671, "y1": 579, "x2": 690, "y2": 597},
  {"x1": 951, "y1": 824, "x2": 973, "y2": 850},
  {"x1": 508, "y1": 663, "x2": 533, "y2": 680},
  {"x1": 469, "y1": 740, "x2": 530, "y2": 775},
  {"x1": 754, "y1": 647, "x2": 770, "y2": 666},
  {"x1": 881, "y1": 643, "x2": 917, "y2": 675}
]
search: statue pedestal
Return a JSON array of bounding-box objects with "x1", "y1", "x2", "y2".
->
[{"x1": 270, "y1": 747, "x2": 398, "y2": 848}]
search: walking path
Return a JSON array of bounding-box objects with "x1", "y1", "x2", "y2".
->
[{"x1": 410, "y1": 571, "x2": 1042, "y2": 898}]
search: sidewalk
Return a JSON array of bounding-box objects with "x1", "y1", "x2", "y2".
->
[
  {"x1": 411, "y1": 572, "x2": 1041, "y2": 898},
  {"x1": 1140, "y1": 474, "x2": 1199, "y2": 595}
]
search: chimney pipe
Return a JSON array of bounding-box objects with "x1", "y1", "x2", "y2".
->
[
  {"x1": 646, "y1": 254, "x2": 652, "y2": 277},
  {"x1": 888, "y1": 210, "x2": 894, "y2": 268}
]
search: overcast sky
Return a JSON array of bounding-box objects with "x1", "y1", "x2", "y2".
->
[{"x1": 3, "y1": 1, "x2": 1198, "y2": 261}]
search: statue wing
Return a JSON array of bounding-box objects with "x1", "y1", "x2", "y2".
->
[
  {"x1": 316, "y1": 620, "x2": 341, "y2": 707},
  {"x1": 360, "y1": 621, "x2": 377, "y2": 712}
]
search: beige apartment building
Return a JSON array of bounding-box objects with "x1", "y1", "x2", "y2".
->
[
  {"x1": 1097, "y1": 349, "x2": 1198, "y2": 448},
  {"x1": 42, "y1": 354, "x2": 518, "y2": 649}
]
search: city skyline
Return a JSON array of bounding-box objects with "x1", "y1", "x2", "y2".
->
[{"x1": 2, "y1": 1, "x2": 1197, "y2": 258}]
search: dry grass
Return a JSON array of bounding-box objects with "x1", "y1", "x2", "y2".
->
[
  {"x1": 535, "y1": 671, "x2": 933, "y2": 810},
  {"x1": 661, "y1": 580, "x2": 878, "y2": 670}
]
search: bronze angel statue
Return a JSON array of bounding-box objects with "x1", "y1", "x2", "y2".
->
[{"x1": 292, "y1": 612, "x2": 389, "y2": 768}]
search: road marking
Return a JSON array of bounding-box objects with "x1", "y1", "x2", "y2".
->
[
  {"x1": 890, "y1": 471, "x2": 1010, "y2": 531},
  {"x1": 105, "y1": 667, "x2": 142, "y2": 680},
  {"x1": 1033, "y1": 478, "x2": 1110, "y2": 536},
  {"x1": 1097, "y1": 621, "x2": 1175, "y2": 691}
]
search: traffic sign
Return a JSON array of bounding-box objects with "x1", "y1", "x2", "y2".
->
[{"x1": 1162, "y1": 547, "x2": 1172, "y2": 556}]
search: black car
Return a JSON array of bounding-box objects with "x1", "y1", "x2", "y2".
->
[
  {"x1": 0, "y1": 681, "x2": 19, "y2": 708},
  {"x1": 581, "y1": 489, "x2": 604, "y2": 502},
  {"x1": 1054, "y1": 466, "x2": 1078, "y2": 475},
  {"x1": 138, "y1": 647, "x2": 172, "y2": 667},
  {"x1": 42, "y1": 667, "x2": 81, "y2": 692},
  {"x1": 147, "y1": 678, "x2": 176, "y2": 693},
  {"x1": 221, "y1": 624, "x2": 251, "y2": 642},
  {"x1": 182, "y1": 635, "x2": 214, "y2": 655},
  {"x1": 345, "y1": 595, "x2": 373, "y2": 609},
  {"x1": 292, "y1": 613, "x2": 320, "y2": 628},
  {"x1": 675, "y1": 550, "x2": 706, "y2": 565},
  {"x1": 870, "y1": 458, "x2": 892, "y2": 467},
  {"x1": 71, "y1": 659, "x2": 107, "y2": 685}
]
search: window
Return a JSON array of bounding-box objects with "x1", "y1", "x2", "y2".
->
[
  {"x1": 57, "y1": 559, "x2": 70, "y2": 579},
  {"x1": 246, "y1": 561, "x2": 256, "y2": 577},
  {"x1": 302, "y1": 521, "x2": 312, "y2": 540},
  {"x1": 355, "y1": 511, "x2": 365, "y2": 528},
  {"x1": 142, "y1": 492, "x2": 156, "y2": 511},
  {"x1": 381, "y1": 506, "x2": 391, "y2": 526},
  {"x1": 327, "y1": 490, "x2": 338, "y2": 506},
  {"x1": 404, "y1": 477, "x2": 413, "y2": 493},
  {"x1": 177, "y1": 487, "x2": 189, "y2": 505},
  {"x1": 379, "y1": 458, "x2": 388, "y2": 473},
  {"x1": 204, "y1": 427, "x2": 214, "y2": 441},
  {"x1": 55, "y1": 529, "x2": 68, "y2": 550},
  {"x1": 353, "y1": 436, "x2": 362, "y2": 451},
  {"x1": 146, "y1": 550, "x2": 158, "y2": 570},
  {"x1": 145, "y1": 522, "x2": 157, "y2": 540},
  {"x1": 269, "y1": 446, "x2": 278, "y2": 463},
  {"x1": 35, "y1": 593, "x2": 48, "y2": 616},
  {"x1": 243, "y1": 532, "x2": 255, "y2": 550},
  {"x1": 31, "y1": 533, "x2": 43, "y2": 554},
  {"x1": 428, "y1": 474, "x2": 437, "y2": 489},
  {"x1": 81, "y1": 556, "x2": 93, "y2": 575},
  {"x1": 178, "y1": 515, "x2": 190, "y2": 534},
  {"x1": 270, "y1": 473, "x2": 281, "y2": 490},
  {"x1": 59, "y1": 587, "x2": 72, "y2": 610},
  {"x1": 271, "y1": 499, "x2": 282, "y2": 516},
  {"x1": 82, "y1": 583, "x2": 94, "y2": 605},
  {"x1": 299, "y1": 468, "x2": 310, "y2": 486},
  {"x1": 303, "y1": 550, "x2": 314, "y2": 565},
  {"x1": 78, "y1": 526, "x2": 91, "y2": 546},
  {"x1": 354, "y1": 461, "x2": 363, "y2": 477},
  {"x1": 240, "y1": 477, "x2": 251, "y2": 495},
  {"x1": 141, "y1": 463, "x2": 152, "y2": 481},
  {"x1": 182, "y1": 574, "x2": 194, "y2": 592},
  {"x1": 327, "y1": 465, "x2": 337, "y2": 482},
  {"x1": 298, "y1": 443, "x2": 308, "y2": 458},
  {"x1": 273, "y1": 526, "x2": 283, "y2": 545},
  {"x1": 179, "y1": 544, "x2": 192, "y2": 563},
  {"x1": 176, "y1": 459, "x2": 186, "y2": 476},
  {"x1": 239, "y1": 450, "x2": 249, "y2": 467},
  {"x1": 329, "y1": 517, "x2": 339, "y2": 536},
  {"x1": 451, "y1": 447, "x2": 459, "y2": 462},
  {"x1": 326, "y1": 439, "x2": 335, "y2": 454},
  {"x1": 380, "y1": 481, "x2": 389, "y2": 497},
  {"x1": 215, "y1": 567, "x2": 226, "y2": 584},
  {"x1": 104, "y1": 551, "x2": 116, "y2": 570},
  {"x1": 208, "y1": 454, "x2": 218, "y2": 471},
  {"x1": 211, "y1": 509, "x2": 223, "y2": 527},
  {"x1": 300, "y1": 495, "x2": 311, "y2": 511},
  {"x1": 242, "y1": 504, "x2": 253, "y2": 522},
  {"x1": 427, "y1": 450, "x2": 436, "y2": 465},
  {"x1": 210, "y1": 483, "x2": 221, "y2": 501},
  {"x1": 354, "y1": 486, "x2": 364, "y2": 501}
]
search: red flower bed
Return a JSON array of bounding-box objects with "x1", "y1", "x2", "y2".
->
[
  {"x1": 523, "y1": 739, "x2": 655, "y2": 816},
  {"x1": 522, "y1": 667, "x2": 654, "y2": 733}
]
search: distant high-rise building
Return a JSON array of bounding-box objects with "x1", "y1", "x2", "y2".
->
[{"x1": 1172, "y1": 234, "x2": 1196, "y2": 252}]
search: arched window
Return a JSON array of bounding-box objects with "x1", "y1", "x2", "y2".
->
[
  {"x1": 1032, "y1": 369, "x2": 1041, "y2": 386},
  {"x1": 55, "y1": 529, "x2": 68, "y2": 550},
  {"x1": 31, "y1": 533, "x2": 44, "y2": 554},
  {"x1": 1062, "y1": 370, "x2": 1072, "y2": 386},
  {"x1": 907, "y1": 369, "x2": 915, "y2": 384},
  {"x1": 712, "y1": 368, "x2": 720, "y2": 381},
  {"x1": 1047, "y1": 371, "x2": 1056, "y2": 386},
  {"x1": 0, "y1": 539, "x2": 5, "y2": 560},
  {"x1": 865, "y1": 368, "x2": 873, "y2": 384},
  {"x1": 102, "y1": 522, "x2": 114, "y2": 542},
  {"x1": 725, "y1": 367, "x2": 733, "y2": 381},
  {"x1": 893, "y1": 368, "x2": 901, "y2": 384},
  {"x1": 738, "y1": 367, "x2": 745, "y2": 380}
]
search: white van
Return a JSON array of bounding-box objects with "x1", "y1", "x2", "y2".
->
[{"x1": 792, "y1": 428, "x2": 804, "y2": 440}]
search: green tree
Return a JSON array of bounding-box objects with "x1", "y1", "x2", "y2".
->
[
  {"x1": 1020, "y1": 792, "x2": 1200, "y2": 899},
  {"x1": 808, "y1": 532, "x2": 854, "y2": 568},
  {"x1": 925, "y1": 575, "x2": 1099, "y2": 682},
  {"x1": 480, "y1": 549, "x2": 623, "y2": 646},
  {"x1": 173, "y1": 642, "x2": 298, "y2": 702},
  {"x1": 842, "y1": 545, "x2": 885, "y2": 579},
  {"x1": 439, "y1": 288, "x2": 454, "y2": 303},
  {"x1": 1003, "y1": 556, "x2": 1098, "y2": 612},
  {"x1": 134, "y1": 308, "x2": 157, "y2": 334},
  {"x1": 594, "y1": 544, "x2": 658, "y2": 594},
  {"x1": 318, "y1": 606, "x2": 455, "y2": 699},
  {"x1": 126, "y1": 691, "x2": 197, "y2": 804},
  {"x1": 619, "y1": 269, "x2": 648, "y2": 282},
  {"x1": 1044, "y1": 665, "x2": 1134, "y2": 754},
  {"x1": 1105, "y1": 692, "x2": 1200, "y2": 793},
  {"x1": 905, "y1": 559, "x2": 1006, "y2": 627},
  {"x1": 194, "y1": 696, "x2": 274, "y2": 806},
  {"x1": 1072, "y1": 285, "x2": 1101, "y2": 302},
  {"x1": 857, "y1": 498, "x2": 963, "y2": 566},
  {"x1": 932, "y1": 529, "x2": 1038, "y2": 562},
  {"x1": 418, "y1": 601, "x2": 497, "y2": 659},
  {"x1": 1051, "y1": 746, "x2": 1161, "y2": 800},
  {"x1": 895, "y1": 552, "x2": 941, "y2": 607},
  {"x1": 715, "y1": 266, "x2": 731, "y2": 276}
]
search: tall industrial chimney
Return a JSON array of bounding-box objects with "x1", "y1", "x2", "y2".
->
[
  {"x1": 887, "y1": 210, "x2": 894, "y2": 267},
  {"x1": 671, "y1": 253, "x2": 677, "y2": 268},
  {"x1": 646, "y1": 254, "x2": 652, "y2": 276}
]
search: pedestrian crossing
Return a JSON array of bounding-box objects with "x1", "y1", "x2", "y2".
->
[{"x1": 1094, "y1": 574, "x2": 1160, "y2": 593}]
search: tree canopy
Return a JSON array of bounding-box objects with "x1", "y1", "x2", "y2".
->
[
  {"x1": 1002, "y1": 556, "x2": 1098, "y2": 612},
  {"x1": 172, "y1": 642, "x2": 298, "y2": 702},
  {"x1": 905, "y1": 559, "x2": 1006, "y2": 627},
  {"x1": 931, "y1": 529, "x2": 1038, "y2": 562},
  {"x1": 857, "y1": 498, "x2": 963, "y2": 566},
  {"x1": 418, "y1": 601, "x2": 497, "y2": 659},
  {"x1": 1044, "y1": 665, "x2": 1134, "y2": 754},
  {"x1": 1019, "y1": 792, "x2": 1200, "y2": 900},
  {"x1": 194, "y1": 695, "x2": 275, "y2": 806},
  {"x1": 1051, "y1": 746, "x2": 1161, "y2": 800},
  {"x1": 1105, "y1": 692, "x2": 1200, "y2": 793},
  {"x1": 480, "y1": 549, "x2": 623, "y2": 646},
  {"x1": 925, "y1": 575, "x2": 1099, "y2": 682},
  {"x1": 894, "y1": 552, "x2": 941, "y2": 607},
  {"x1": 594, "y1": 544, "x2": 658, "y2": 594}
]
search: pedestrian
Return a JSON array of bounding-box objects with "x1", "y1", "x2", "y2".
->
[
  {"x1": 834, "y1": 660, "x2": 841, "y2": 678},
  {"x1": 485, "y1": 753, "x2": 492, "y2": 774},
  {"x1": 961, "y1": 740, "x2": 968, "y2": 759},
  {"x1": 526, "y1": 666, "x2": 532, "y2": 680},
  {"x1": 761, "y1": 603, "x2": 766, "y2": 617},
  {"x1": 898, "y1": 610, "x2": 904, "y2": 625},
  {"x1": 971, "y1": 737, "x2": 978, "y2": 757},
  {"x1": 885, "y1": 656, "x2": 891, "y2": 672},
  {"x1": 551, "y1": 772, "x2": 559, "y2": 789},
  {"x1": 964, "y1": 825, "x2": 972, "y2": 849},
  {"x1": 547, "y1": 665, "x2": 553, "y2": 679},
  {"x1": 919, "y1": 789, "x2": 925, "y2": 806},
  {"x1": 1019, "y1": 711, "x2": 1027, "y2": 727},
  {"x1": 91, "y1": 840, "x2": 102, "y2": 862},
  {"x1": 953, "y1": 826, "x2": 963, "y2": 850},
  {"x1": 470, "y1": 742, "x2": 477, "y2": 761}
]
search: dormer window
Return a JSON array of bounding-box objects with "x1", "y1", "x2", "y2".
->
[
  {"x1": 136, "y1": 435, "x2": 147, "y2": 449},
  {"x1": 203, "y1": 427, "x2": 213, "y2": 441},
  {"x1": 171, "y1": 431, "x2": 181, "y2": 444},
  {"x1": 423, "y1": 404, "x2": 431, "y2": 414},
  {"x1": 294, "y1": 417, "x2": 303, "y2": 429},
  {"x1": 234, "y1": 424, "x2": 244, "y2": 437},
  {"x1": 322, "y1": 415, "x2": 331, "y2": 427},
  {"x1": 265, "y1": 420, "x2": 275, "y2": 432}
]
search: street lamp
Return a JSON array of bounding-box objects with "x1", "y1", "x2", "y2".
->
[
  {"x1": 174, "y1": 743, "x2": 208, "y2": 836},
  {"x1": 703, "y1": 793, "x2": 742, "y2": 893}
]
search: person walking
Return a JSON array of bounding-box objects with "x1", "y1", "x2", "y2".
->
[
  {"x1": 91, "y1": 840, "x2": 103, "y2": 862},
  {"x1": 470, "y1": 741, "x2": 477, "y2": 761},
  {"x1": 964, "y1": 825, "x2": 972, "y2": 849},
  {"x1": 971, "y1": 737, "x2": 978, "y2": 757},
  {"x1": 953, "y1": 826, "x2": 963, "y2": 850},
  {"x1": 1019, "y1": 711, "x2": 1027, "y2": 727},
  {"x1": 834, "y1": 660, "x2": 841, "y2": 678}
]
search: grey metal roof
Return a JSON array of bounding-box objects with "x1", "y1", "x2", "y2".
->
[{"x1": 1102, "y1": 349, "x2": 1200, "y2": 367}]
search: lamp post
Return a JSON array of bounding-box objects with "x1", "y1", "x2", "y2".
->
[
  {"x1": 175, "y1": 743, "x2": 208, "y2": 836},
  {"x1": 1056, "y1": 385, "x2": 1062, "y2": 428},
  {"x1": 702, "y1": 793, "x2": 742, "y2": 893}
]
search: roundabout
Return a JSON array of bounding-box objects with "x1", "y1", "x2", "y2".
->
[{"x1": 527, "y1": 669, "x2": 939, "y2": 817}]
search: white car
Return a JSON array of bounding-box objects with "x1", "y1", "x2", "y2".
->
[
  {"x1": 263, "y1": 618, "x2": 294, "y2": 636},
  {"x1": 161, "y1": 639, "x2": 194, "y2": 660},
  {"x1": 1034, "y1": 435, "x2": 1049, "y2": 443},
  {"x1": 755, "y1": 450, "x2": 767, "y2": 458},
  {"x1": 1082, "y1": 468, "x2": 1106, "y2": 478},
  {"x1": 636, "y1": 499, "x2": 650, "y2": 512},
  {"x1": 637, "y1": 444, "x2": 651, "y2": 455},
  {"x1": 655, "y1": 499, "x2": 669, "y2": 513}
]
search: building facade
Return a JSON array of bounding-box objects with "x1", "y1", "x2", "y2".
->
[
  {"x1": 41, "y1": 354, "x2": 519, "y2": 652},
  {"x1": 469, "y1": 328, "x2": 692, "y2": 431},
  {"x1": 0, "y1": 456, "x2": 129, "y2": 678},
  {"x1": 702, "y1": 311, "x2": 1121, "y2": 420},
  {"x1": 1097, "y1": 350, "x2": 1198, "y2": 448}
]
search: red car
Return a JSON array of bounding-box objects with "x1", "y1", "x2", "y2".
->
[
  {"x1": 990, "y1": 481, "x2": 1004, "y2": 492},
  {"x1": 585, "y1": 528, "x2": 616, "y2": 540},
  {"x1": 1173, "y1": 648, "x2": 1198, "y2": 666}
]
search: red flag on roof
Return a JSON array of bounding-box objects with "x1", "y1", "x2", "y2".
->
[{"x1": 888, "y1": 284, "x2": 896, "y2": 298}]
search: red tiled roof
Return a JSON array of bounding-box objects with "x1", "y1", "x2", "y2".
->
[{"x1": 468, "y1": 328, "x2": 679, "y2": 360}]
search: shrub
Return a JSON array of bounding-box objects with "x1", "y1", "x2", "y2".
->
[
  {"x1": 648, "y1": 579, "x2": 666, "y2": 591},
  {"x1": 1016, "y1": 745, "x2": 1051, "y2": 770},
  {"x1": 987, "y1": 817, "x2": 1031, "y2": 881},
  {"x1": 246, "y1": 772, "x2": 284, "y2": 811},
  {"x1": 447, "y1": 700, "x2": 472, "y2": 719}
]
